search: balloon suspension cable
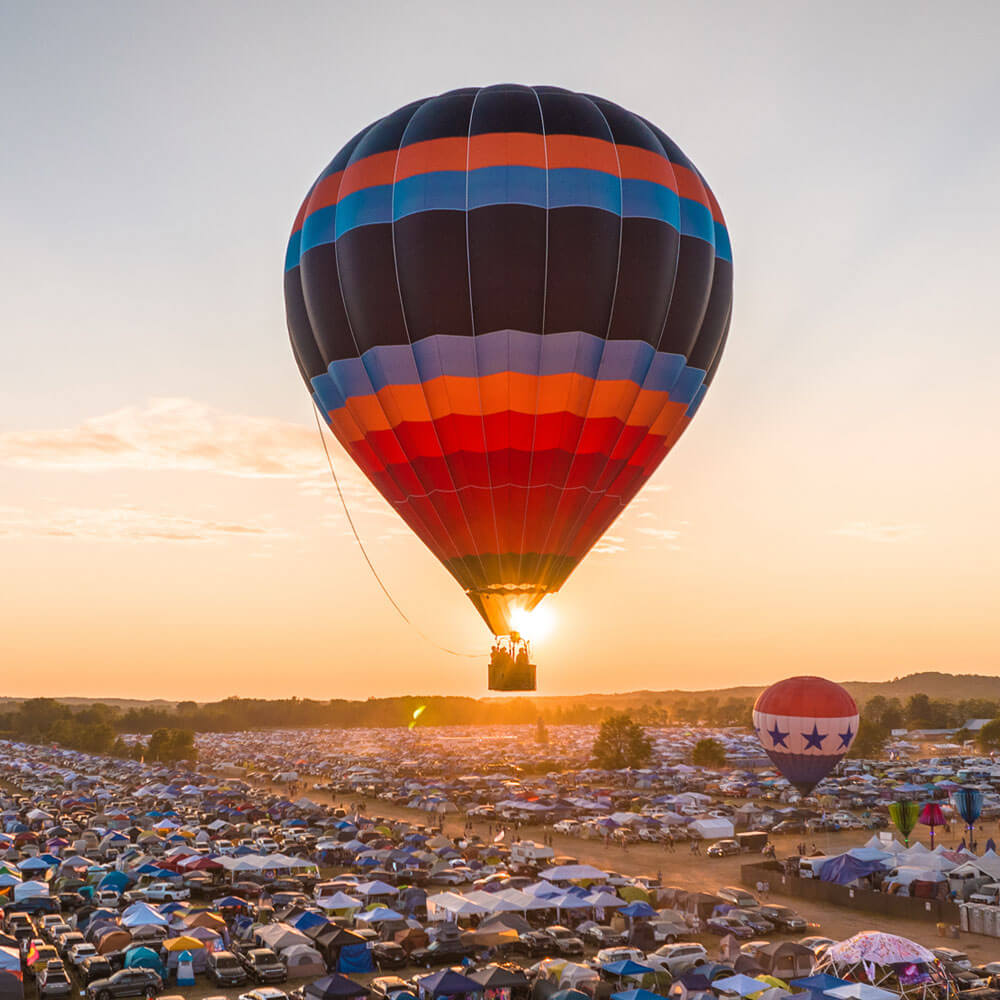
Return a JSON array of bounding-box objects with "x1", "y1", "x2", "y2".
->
[{"x1": 313, "y1": 407, "x2": 484, "y2": 659}]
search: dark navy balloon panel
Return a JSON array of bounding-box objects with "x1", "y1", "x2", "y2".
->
[
  {"x1": 752, "y1": 676, "x2": 859, "y2": 796},
  {"x1": 284, "y1": 85, "x2": 733, "y2": 635}
]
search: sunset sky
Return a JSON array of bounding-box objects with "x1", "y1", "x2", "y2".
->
[{"x1": 3, "y1": 2, "x2": 999, "y2": 700}]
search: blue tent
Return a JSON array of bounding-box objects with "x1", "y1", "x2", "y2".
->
[
  {"x1": 790, "y1": 973, "x2": 851, "y2": 1000},
  {"x1": 620, "y1": 901, "x2": 657, "y2": 919},
  {"x1": 818, "y1": 855, "x2": 885, "y2": 885},
  {"x1": 125, "y1": 946, "x2": 166, "y2": 980},
  {"x1": 337, "y1": 943, "x2": 374, "y2": 974},
  {"x1": 604, "y1": 960, "x2": 654, "y2": 978},
  {"x1": 611, "y1": 991, "x2": 666, "y2": 1000}
]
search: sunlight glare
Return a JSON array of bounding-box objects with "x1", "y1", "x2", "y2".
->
[{"x1": 509, "y1": 604, "x2": 556, "y2": 643}]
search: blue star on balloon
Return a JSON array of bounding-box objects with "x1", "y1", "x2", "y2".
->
[
  {"x1": 803, "y1": 724, "x2": 827, "y2": 750},
  {"x1": 839, "y1": 724, "x2": 854, "y2": 749},
  {"x1": 768, "y1": 722, "x2": 789, "y2": 748}
]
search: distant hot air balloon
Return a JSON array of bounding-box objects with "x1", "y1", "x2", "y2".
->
[
  {"x1": 752, "y1": 677, "x2": 859, "y2": 795},
  {"x1": 889, "y1": 799, "x2": 920, "y2": 846},
  {"x1": 953, "y1": 787, "x2": 983, "y2": 847},
  {"x1": 284, "y1": 85, "x2": 732, "y2": 691},
  {"x1": 919, "y1": 801, "x2": 945, "y2": 847}
]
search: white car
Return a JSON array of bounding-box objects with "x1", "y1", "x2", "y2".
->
[
  {"x1": 646, "y1": 943, "x2": 708, "y2": 976},
  {"x1": 553, "y1": 820, "x2": 579, "y2": 834},
  {"x1": 144, "y1": 881, "x2": 190, "y2": 902},
  {"x1": 594, "y1": 947, "x2": 646, "y2": 967}
]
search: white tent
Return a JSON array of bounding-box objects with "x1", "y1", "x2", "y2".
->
[{"x1": 689, "y1": 818, "x2": 735, "y2": 840}]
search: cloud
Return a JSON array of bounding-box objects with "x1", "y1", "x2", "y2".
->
[
  {"x1": 592, "y1": 535, "x2": 626, "y2": 555},
  {"x1": 0, "y1": 505, "x2": 288, "y2": 543},
  {"x1": 833, "y1": 521, "x2": 924, "y2": 543},
  {"x1": 637, "y1": 526, "x2": 682, "y2": 543},
  {"x1": 0, "y1": 397, "x2": 323, "y2": 478}
]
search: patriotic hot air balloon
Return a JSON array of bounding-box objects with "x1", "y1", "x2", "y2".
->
[
  {"x1": 752, "y1": 677, "x2": 859, "y2": 795},
  {"x1": 284, "y1": 85, "x2": 732, "y2": 690}
]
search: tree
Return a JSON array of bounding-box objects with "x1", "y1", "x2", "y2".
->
[
  {"x1": 147, "y1": 728, "x2": 197, "y2": 763},
  {"x1": 591, "y1": 713, "x2": 652, "y2": 769},
  {"x1": 691, "y1": 737, "x2": 727, "y2": 767},
  {"x1": 847, "y1": 718, "x2": 888, "y2": 759},
  {"x1": 977, "y1": 719, "x2": 1000, "y2": 752}
]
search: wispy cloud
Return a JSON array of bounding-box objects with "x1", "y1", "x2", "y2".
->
[
  {"x1": 592, "y1": 535, "x2": 626, "y2": 555},
  {"x1": 833, "y1": 521, "x2": 924, "y2": 543},
  {"x1": 0, "y1": 398, "x2": 322, "y2": 478},
  {"x1": 0, "y1": 505, "x2": 287, "y2": 543}
]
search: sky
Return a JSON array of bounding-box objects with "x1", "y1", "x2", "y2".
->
[{"x1": 2, "y1": 2, "x2": 999, "y2": 700}]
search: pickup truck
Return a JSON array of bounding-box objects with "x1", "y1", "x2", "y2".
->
[{"x1": 143, "y1": 883, "x2": 189, "y2": 903}]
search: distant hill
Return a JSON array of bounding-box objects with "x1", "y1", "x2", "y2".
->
[
  {"x1": 527, "y1": 672, "x2": 1000, "y2": 708},
  {"x1": 1, "y1": 672, "x2": 995, "y2": 712}
]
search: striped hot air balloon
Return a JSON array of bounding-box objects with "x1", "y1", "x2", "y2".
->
[
  {"x1": 284, "y1": 85, "x2": 732, "y2": 687},
  {"x1": 752, "y1": 676, "x2": 859, "y2": 795}
]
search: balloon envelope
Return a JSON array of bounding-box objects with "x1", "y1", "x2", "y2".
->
[
  {"x1": 284, "y1": 85, "x2": 732, "y2": 635},
  {"x1": 953, "y1": 788, "x2": 983, "y2": 826},
  {"x1": 888, "y1": 800, "x2": 919, "y2": 842},
  {"x1": 752, "y1": 676, "x2": 859, "y2": 795}
]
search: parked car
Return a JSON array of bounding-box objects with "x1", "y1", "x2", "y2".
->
[
  {"x1": 800, "y1": 936, "x2": 834, "y2": 958},
  {"x1": 581, "y1": 925, "x2": 628, "y2": 947},
  {"x1": 238, "y1": 990, "x2": 288, "y2": 1000},
  {"x1": 754, "y1": 905, "x2": 807, "y2": 932},
  {"x1": 372, "y1": 942, "x2": 408, "y2": 970},
  {"x1": 57, "y1": 931, "x2": 86, "y2": 958},
  {"x1": 728, "y1": 909, "x2": 776, "y2": 935},
  {"x1": 85, "y1": 968, "x2": 163, "y2": 999},
  {"x1": 706, "y1": 916, "x2": 754, "y2": 939},
  {"x1": 44, "y1": 922, "x2": 71, "y2": 945},
  {"x1": 80, "y1": 956, "x2": 115, "y2": 987},
  {"x1": 241, "y1": 948, "x2": 287, "y2": 984},
  {"x1": 594, "y1": 947, "x2": 647, "y2": 967},
  {"x1": 68, "y1": 942, "x2": 100, "y2": 968},
  {"x1": 717, "y1": 887, "x2": 758, "y2": 908},
  {"x1": 706, "y1": 840, "x2": 741, "y2": 858},
  {"x1": 545, "y1": 925, "x2": 585, "y2": 957},
  {"x1": 646, "y1": 943, "x2": 708, "y2": 976},
  {"x1": 771, "y1": 820, "x2": 806, "y2": 835},
  {"x1": 370, "y1": 977, "x2": 416, "y2": 1000},
  {"x1": 933, "y1": 949, "x2": 972, "y2": 971},
  {"x1": 647, "y1": 920, "x2": 690, "y2": 944},
  {"x1": 207, "y1": 950, "x2": 249, "y2": 987},
  {"x1": 411, "y1": 938, "x2": 476, "y2": 967},
  {"x1": 37, "y1": 959, "x2": 73, "y2": 999},
  {"x1": 143, "y1": 883, "x2": 189, "y2": 903},
  {"x1": 511, "y1": 930, "x2": 555, "y2": 958}
]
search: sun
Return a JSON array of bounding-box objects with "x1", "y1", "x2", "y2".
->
[{"x1": 509, "y1": 604, "x2": 557, "y2": 643}]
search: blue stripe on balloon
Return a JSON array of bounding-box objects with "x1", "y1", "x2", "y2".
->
[
  {"x1": 622, "y1": 178, "x2": 681, "y2": 226},
  {"x1": 714, "y1": 221, "x2": 732, "y2": 262},
  {"x1": 315, "y1": 332, "x2": 697, "y2": 405},
  {"x1": 679, "y1": 198, "x2": 715, "y2": 245},
  {"x1": 287, "y1": 170, "x2": 687, "y2": 269},
  {"x1": 763, "y1": 750, "x2": 847, "y2": 791},
  {"x1": 285, "y1": 230, "x2": 302, "y2": 272}
]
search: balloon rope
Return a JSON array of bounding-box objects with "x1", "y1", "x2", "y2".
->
[{"x1": 313, "y1": 408, "x2": 485, "y2": 659}]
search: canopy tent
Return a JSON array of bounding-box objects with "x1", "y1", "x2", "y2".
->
[
  {"x1": 826, "y1": 986, "x2": 900, "y2": 1000},
  {"x1": 712, "y1": 975, "x2": 770, "y2": 997}
]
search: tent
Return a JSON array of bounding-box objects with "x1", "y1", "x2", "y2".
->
[
  {"x1": 790, "y1": 974, "x2": 851, "y2": 1000},
  {"x1": 306, "y1": 974, "x2": 370, "y2": 999},
  {"x1": 712, "y1": 975, "x2": 769, "y2": 997},
  {"x1": 124, "y1": 947, "x2": 166, "y2": 980},
  {"x1": 689, "y1": 819, "x2": 734, "y2": 840},
  {"x1": 825, "y1": 986, "x2": 900, "y2": 1000},
  {"x1": 470, "y1": 965, "x2": 530, "y2": 991},
  {"x1": 756, "y1": 942, "x2": 814, "y2": 980},
  {"x1": 417, "y1": 969, "x2": 483, "y2": 998},
  {"x1": 284, "y1": 943, "x2": 327, "y2": 978}
]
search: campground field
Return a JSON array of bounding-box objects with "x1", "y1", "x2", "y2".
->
[{"x1": 244, "y1": 772, "x2": 1000, "y2": 964}]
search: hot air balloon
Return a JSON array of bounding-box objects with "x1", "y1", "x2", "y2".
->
[
  {"x1": 284, "y1": 85, "x2": 732, "y2": 690},
  {"x1": 953, "y1": 787, "x2": 982, "y2": 848},
  {"x1": 889, "y1": 800, "x2": 920, "y2": 846},
  {"x1": 919, "y1": 802, "x2": 945, "y2": 848},
  {"x1": 752, "y1": 677, "x2": 859, "y2": 795}
]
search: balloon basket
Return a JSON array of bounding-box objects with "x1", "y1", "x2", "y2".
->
[{"x1": 488, "y1": 659, "x2": 536, "y2": 691}]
